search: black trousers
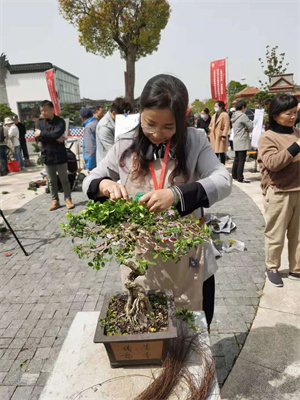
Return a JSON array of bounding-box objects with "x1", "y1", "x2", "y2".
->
[
  {"x1": 232, "y1": 150, "x2": 247, "y2": 181},
  {"x1": 20, "y1": 138, "x2": 29, "y2": 160},
  {"x1": 215, "y1": 152, "x2": 226, "y2": 165},
  {"x1": 203, "y1": 274, "x2": 215, "y2": 327}
]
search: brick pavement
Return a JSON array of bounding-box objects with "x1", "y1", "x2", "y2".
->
[{"x1": 0, "y1": 184, "x2": 265, "y2": 398}]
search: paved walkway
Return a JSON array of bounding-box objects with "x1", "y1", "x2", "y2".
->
[{"x1": 0, "y1": 157, "x2": 298, "y2": 399}]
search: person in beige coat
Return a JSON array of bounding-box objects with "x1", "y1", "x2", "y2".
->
[
  {"x1": 257, "y1": 94, "x2": 300, "y2": 287},
  {"x1": 208, "y1": 101, "x2": 230, "y2": 164}
]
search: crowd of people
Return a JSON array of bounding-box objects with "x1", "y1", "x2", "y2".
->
[
  {"x1": 0, "y1": 115, "x2": 29, "y2": 175},
  {"x1": 1, "y1": 75, "x2": 299, "y2": 302}
]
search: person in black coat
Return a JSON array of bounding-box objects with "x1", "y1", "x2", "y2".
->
[
  {"x1": 13, "y1": 115, "x2": 29, "y2": 161},
  {"x1": 34, "y1": 100, "x2": 75, "y2": 211},
  {"x1": 197, "y1": 108, "x2": 211, "y2": 134}
]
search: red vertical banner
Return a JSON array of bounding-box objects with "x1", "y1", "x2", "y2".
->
[
  {"x1": 45, "y1": 69, "x2": 60, "y2": 115},
  {"x1": 210, "y1": 59, "x2": 227, "y2": 106}
]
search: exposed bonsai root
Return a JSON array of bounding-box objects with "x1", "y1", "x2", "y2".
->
[{"x1": 124, "y1": 270, "x2": 153, "y2": 327}]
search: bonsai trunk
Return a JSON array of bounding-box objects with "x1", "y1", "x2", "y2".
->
[
  {"x1": 125, "y1": 47, "x2": 136, "y2": 104},
  {"x1": 123, "y1": 265, "x2": 153, "y2": 327}
]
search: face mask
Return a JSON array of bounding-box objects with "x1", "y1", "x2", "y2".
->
[
  {"x1": 200, "y1": 114, "x2": 206, "y2": 120},
  {"x1": 214, "y1": 107, "x2": 219, "y2": 113}
]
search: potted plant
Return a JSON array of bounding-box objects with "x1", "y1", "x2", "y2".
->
[{"x1": 61, "y1": 199, "x2": 211, "y2": 367}]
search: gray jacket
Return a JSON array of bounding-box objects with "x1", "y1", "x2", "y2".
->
[
  {"x1": 83, "y1": 127, "x2": 232, "y2": 210},
  {"x1": 96, "y1": 111, "x2": 115, "y2": 164},
  {"x1": 84, "y1": 118, "x2": 98, "y2": 158},
  {"x1": 231, "y1": 111, "x2": 253, "y2": 151}
]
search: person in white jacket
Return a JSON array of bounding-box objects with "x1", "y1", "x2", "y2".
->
[{"x1": 4, "y1": 117, "x2": 24, "y2": 169}]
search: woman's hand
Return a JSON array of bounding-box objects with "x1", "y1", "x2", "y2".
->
[
  {"x1": 99, "y1": 179, "x2": 129, "y2": 200},
  {"x1": 139, "y1": 189, "x2": 175, "y2": 212}
]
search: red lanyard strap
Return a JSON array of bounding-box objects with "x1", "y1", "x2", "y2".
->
[{"x1": 149, "y1": 139, "x2": 171, "y2": 190}]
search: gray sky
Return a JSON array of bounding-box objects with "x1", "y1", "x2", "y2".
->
[{"x1": 1, "y1": 0, "x2": 299, "y2": 103}]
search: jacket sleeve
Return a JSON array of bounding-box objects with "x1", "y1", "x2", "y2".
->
[
  {"x1": 84, "y1": 125, "x2": 96, "y2": 158},
  {"x1": 82, "y1": 140, "x2": 121, "y2": 197},
  {"x1": 174, "y1": 132, "x2": 232, "y2": 214},
  {"x1": 221, "y1": 113, "x2": 230, "y2": 137},
  {"x1": 242, "y1": 115, "x2": 253, "y2": 132},
  {"x1": 99, "y1": 124, "x2": 115, "y2": 159},
  {"x1": 208, "y1": 117, "x2": 213, "y2": 134},
  {"x1": 8, "y1": 125, "x2": 19, "y2": 138},
  {"x1": 258, "y1": 134, "x2": 295, "y2": 172},
  {"x1": 38, "y1": 118, "x2": 66, "y2": 142}
]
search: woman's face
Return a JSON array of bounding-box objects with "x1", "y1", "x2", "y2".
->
[
  {"x1": 141, "y1": 108, "x2": 176, "y2": 144},
  {"x1": 273, "y1": 107, "x2": 298, "y2": 127}
]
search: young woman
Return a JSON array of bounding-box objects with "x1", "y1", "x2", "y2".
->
[
  {"x1": 258, "y1": 94, "x2": 300, "y2": 287},
  {"x1": 83, "y1": 74, "x2": 232, "y2": 326},
  {"x1": 197, "y1": 108, "x2": 211, "y2": 134},
  {"x1": 208, "y1": 101, "x2": 230, "y2": 164}
]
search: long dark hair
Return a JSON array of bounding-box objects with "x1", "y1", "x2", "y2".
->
[
  {"x1": 120, "y1": 74, "x2": 189, "y2": 184},
  {"x1": 269, "y1": 94, "x2": 298, "y2": 128}
]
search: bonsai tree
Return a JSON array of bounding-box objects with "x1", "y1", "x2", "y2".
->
[{"x1": 61, "y1": 199, "x2": 211, "y2": 327}]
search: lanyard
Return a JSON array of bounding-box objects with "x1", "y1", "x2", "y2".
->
[{"x1": 149, "y1": 139, "x2": 171, "y2": 190}]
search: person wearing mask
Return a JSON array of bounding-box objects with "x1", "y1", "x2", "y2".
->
[
  {"x1": 83, "y1": 74, "x2": 232, "y2": 327},
  {"x1": 231, "y1": 101, "x2": 253, "y2": 183},
  {"x1": 208, "y1": 101, "x2": 230, "y2": 164},
  {"x1": 197, "y1": 108, "x2": 211, "y2": 135},
  {"x1": 4, "y1": 117, "x2": 25, "y2": 169},
  {"x1": 96, "y1": 97, "x2": 133, "y2": 164},
  {"x1": 35, "y1": 100, "x2": 74, "y2": 211},
  {"x1": 0, "y1": 123, "x2": 9, "y2": 175},
  {"x1": 257, "y1": 94, "x2": 300, "y2": 287},
  {"x1": 80, "y1": 107, "x2": 98, "y2": 171},
  {"x1": 13, "y1": 115, "x2": 29, "y2": 162}
]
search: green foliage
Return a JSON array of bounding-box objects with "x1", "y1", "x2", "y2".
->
[
  {"x1": 59, "y1": 103, "x2": 82, "y2": 126},
  {"x1": 253, "y1": 91, "x2": 276, "y2": 108},
  {"x1": 59, "y1": 0, "x2": 171, "y2": 100},
  {"x1": 0, "y1": 104, "x2": 15, "y2": 122},
  {"x1": 176, "y1": 308, "x2": 197, "y2": 330},
  {"x1": 191, "y1": 98, "x2": 215, "y2": 115},
  {"x1": 258, "y1": 45, "x2": 289, "y2": 88},
  {"x1": 227, "y1": 80, "x2": 248, "y2": 107},
  {"x1": 61, "y1": 199, "x2": 211, "y2": 274},
  {"x1": 32, "y1": 143, "x2": 42, "y2": 165},
  {"x1": 203, "y1": 99, "x2": 215, "y2": 115},
  {"x1": 190, "y1": 99, "x2": 205, "y2": 114}
]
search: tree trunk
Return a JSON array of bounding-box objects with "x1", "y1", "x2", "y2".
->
[{"x1": 126, "y1": 47, "x2": 136, "y2": 104}]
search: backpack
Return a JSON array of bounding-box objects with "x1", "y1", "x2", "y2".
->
[{"x1": 0, "y1": 126, "x2": 5, "y2": 143}]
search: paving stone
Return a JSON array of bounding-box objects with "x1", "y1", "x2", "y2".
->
[
  {"x1": 34, "y1": 347, "x2": 51, "y2": 360},
  {"x1": 29, "y1": 385, "x2": 44, "y2": 400},
  {"x1": 29, "y1": 328, "x2": 46, "y2": 338},
  {"x1": 11, "y1": 386, "x2": 33, "y2": 400},
  {"x1": 25, "y1": 359, "x2": 44, "y2": 373},
  {"x1": 0, "y1": 358, "x2": 15, "y2": 372},
  {"x1": 8, "y1": 338, "x2": 26, "y2": 349},
  {"x1": 2, "y1": 371, "x2": 22, "y2": 385},
  {"x1": 36, "y1": 371, "x2": 50, "y2": 386},
  {"x1": 0, "y1": 338, "x2": 13, "y2": 348},
  {"x1": 19, "y1": 372, "x2": 40, "y2": 386},
  {"x1": 15, "y1": 328, "x2": 32, "y2": 338},
  {"x1": 2, "y1": 348, "x2": 20, "y2": 360},
  {"x1": 0, "y1": 371, "x2": 6, "y2": 382},
  {"x1": 0, "y1": 386, "x2": 16, "y2": 400}
]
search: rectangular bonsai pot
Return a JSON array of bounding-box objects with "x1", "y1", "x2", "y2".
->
[{"x1": 94, "y1": 289, "x2": 177, "y2": 368}]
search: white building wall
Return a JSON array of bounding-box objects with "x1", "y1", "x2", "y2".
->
[{"x1": 5, "y1": 71, "x2": 49, "y2": 114}]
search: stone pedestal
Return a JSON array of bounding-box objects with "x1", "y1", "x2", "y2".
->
[{"x1": 40, "y1": 311, "x2": 220, "y2": 400}]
